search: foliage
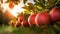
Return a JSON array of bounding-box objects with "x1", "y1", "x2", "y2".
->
[{"x1": 0, "y1": 0, "x2": 60, "y2": 34}]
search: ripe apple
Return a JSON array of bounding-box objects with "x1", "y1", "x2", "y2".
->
[
  {"x1": 18, "y1": 16, "x2": 25, "y2": 23},
  {"x1": 35, "y1": 12, "x2": 50, "y2": 27},
  {"x1": 21, "y1": 20, "x2": 29, "y2": 27},
  {"x1": 50, "y1": 7, "x2": 60, "y2": 22},
  {"x1": 28, "y1": 14, "x2": 36, "y2": 26},
  {"x1": 14, "y1": 21, "x2": 21, "y2": 27},
  {"x1": 11, "y1": 22, "x2": 16, "y2": 27}
]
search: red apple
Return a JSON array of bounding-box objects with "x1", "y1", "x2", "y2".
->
[
  {"x1": 11, "y1": 22, "x2": 16, "y2": 27},
  {"x1": 50, "y1": 7, "x2": 60, "y2": 22},
  {"x1": 21, "y1": 20, "x2": 29, "y2": 27},
  {"x1": 35, "y1": 12, "x2": 50, "y2": 27},
  {"x1": 28, "y1": 14, "x2": 36, "y2": 26},
  {"x1": 14, "y1": 21, "x2": 21, "y2": 27},
  {"x1": 18, "y1": 16, "x2": 25, "y2": 23}
]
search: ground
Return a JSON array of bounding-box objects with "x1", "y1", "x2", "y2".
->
[{"x1": 0, "y1": 25, "x2": 59, "y2": 34}]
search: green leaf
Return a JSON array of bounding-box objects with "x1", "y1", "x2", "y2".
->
[
  {"x1": 33, "y1": 0, "x2": 39, "y2": 3},
  {"x1": 48, "y1": 0, "x2": 57, "y2": 5},
  {"x1": 38, "y1": 0, "x2": 43, "y2": 3},
  {"x1": 22, "y1": 5, "x2": 30, "y2": 10},
  {"x1": 22, "y1": 3, "x2": 34, "y2": 10},
  {"x1": 38, "y1": 0, "x2": 45, "y2": 5},
  {"x1": 35, "y1": 3, "x2": 45, "y2": 9},
  {"x1": 27, "y1": 3, "x2": 34, "y2": 6},
  {"x1": 57, "y1": 0, "x2": 60, "y2": 4},
  {"x1": 53, "y1": 25, "x2": 60, "y2": 32},
  {"x1": 23, "y1": 9, "x2": 31, "y2": 15},
  {"x1": 27, "y1": 3, "x2": 34, "y2": 10},
  {"x1": 23, "y1": 0, "x2": 27, "y2": 4},
  {"x1": 47, "y1": 0, "x2": 58, "y2": 9}
]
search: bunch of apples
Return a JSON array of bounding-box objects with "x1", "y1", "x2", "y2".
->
[{"x1": 11, "y1": 7, "x2": 60, "y2": 27}]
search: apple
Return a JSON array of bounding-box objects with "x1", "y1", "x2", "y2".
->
[
  {"x1": 50, "y1": 7, "x2": 60, "y2": 22},
  {"x1": 21, "y1": 20, "x2": 29, "y2": 27},
  {"x1": 28, "y1": 14, "x2": 36, "y2": 26},
  {"x1": 11, "y1": 22, "x2": 16, "y2": 27},
  {"x1": 18, "y1": 16, "x2": 25, "y2": 23},
  {"x1": 14, "y1": 21, "x2": 21, "y2": 27},
  {"x1": 35, "y1": 12, "x2": 50, "y2": 27}
]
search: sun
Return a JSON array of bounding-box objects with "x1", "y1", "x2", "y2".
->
[
  {"x1": 9, "y1": 5, "x2": 24, "y2": 17},
  {"x1": 1, "y1": 0, "x2": 24, "y2": 18}
]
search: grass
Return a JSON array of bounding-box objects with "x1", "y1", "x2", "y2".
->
[
  {"x1": 0, "y1": 25, "x2": 59, "y2": 34},
  {"x1": 0, "y1": 25, "x2": 42, "y2": 34}
]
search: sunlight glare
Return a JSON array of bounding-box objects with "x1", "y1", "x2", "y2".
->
[
  {"x1": 1, "y1": 0, "x2": 24, "y2": 18},
  {"x1": 9, "y1": 5, "x2": 24, "y2": 17}
]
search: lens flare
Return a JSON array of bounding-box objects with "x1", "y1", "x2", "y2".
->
[
  {"x1": 1, "y1": 0, "x2": 24, "y2": 18},
  {"x1": 9, "y1": 5, "x2": 24, "y2": 17}
]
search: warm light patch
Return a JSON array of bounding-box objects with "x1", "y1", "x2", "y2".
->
[
  {"x1": 9, "y1": 5, "x2": 24, "y2": 17},
  {"x1": 1, "y1": 0, "x2": 24, "y2": 18}
]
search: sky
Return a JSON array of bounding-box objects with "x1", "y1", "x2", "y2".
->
[{"x1": 27, "y1": 0, "x2": 35, "y2": 4}]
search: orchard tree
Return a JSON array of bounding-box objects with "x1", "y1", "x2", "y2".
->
[{"x1": 1, "y1": 0, "x2": 60, "y2": 34}]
